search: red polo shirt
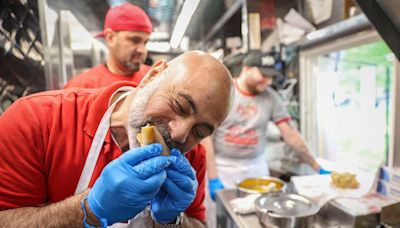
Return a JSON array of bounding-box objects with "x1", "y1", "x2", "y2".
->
[
  {"x1": 0, "y1": 81, "x2": 206, "y2": 221},
  {"x1": 64, "y1": 64, "x2": 151, "y2": 89}
]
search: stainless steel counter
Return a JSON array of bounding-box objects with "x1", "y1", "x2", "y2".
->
[
  {"x1": 216, "y1": 189, "x2": 262, "y2": 228},
  {"x1": 215, "y1": 189, "x2": 341, "y2": 228}
]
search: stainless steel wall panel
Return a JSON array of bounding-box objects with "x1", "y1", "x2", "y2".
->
[{"x1": 0, "y1": 0, "x2": 45, "y2": 115}]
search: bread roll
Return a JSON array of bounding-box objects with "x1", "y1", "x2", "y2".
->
[{"x1": 136, "y1": 123, "x2": 171, "y2": 156}]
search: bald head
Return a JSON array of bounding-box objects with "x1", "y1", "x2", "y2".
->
[
  {"x1": 128, "y1": 50, "x2": 234, "y2": 152},
  {"x1": 168, "y1": 51, "x2": 231, "y2": 84},
  {"x1": 163, "y1": 51, "x2": 234, "y2": 122}
]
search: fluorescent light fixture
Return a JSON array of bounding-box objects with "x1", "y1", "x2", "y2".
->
[
  {"x1": 306, "y1": 29, "x2": 327, "y2": 40},
  {"x1": 179, "y1": 36, "x2": 190, "y2": 51},
  {"x1": 150, "y1": 32, "x2": 170, "y2": 40},
  {"x1": 107, "y1": 0, "x2": 127, "y2": 7},
  {"x1": 170, "y1": 0, "x2": 200, "y2": 49},
  {"x1": 147, "y1": 41, "x2": 171, "y2": 52}
]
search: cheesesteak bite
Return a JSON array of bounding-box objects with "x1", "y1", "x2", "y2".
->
[{"x1": 137, "y1": 123, "x2": 171, "y2": 156}]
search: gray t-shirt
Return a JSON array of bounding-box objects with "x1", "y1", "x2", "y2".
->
[{"x1": 213, "y1": 84, "x2": 290, "y2": 159}]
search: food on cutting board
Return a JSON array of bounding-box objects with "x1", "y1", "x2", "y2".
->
[
  {"x1": 331, "y1": 171, "x2": 360, "y2": 189},
  {"x1": 137, "y1": 123, "x2": 171, "y2": 156}
]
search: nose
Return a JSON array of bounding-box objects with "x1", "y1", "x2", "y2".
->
[
  {"x1": 168, "y1": 119, "x2": 192, "y2": 144},
  {"x1": 137, "y1": 42, "x2": 147, "y2": 54}
]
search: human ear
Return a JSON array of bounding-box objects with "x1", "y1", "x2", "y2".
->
[
  {"x1": 104, "y1": 28, "x2": 116, "y2": 47},
  {"x1": 244, "y1": 66, "x2": 252, "y2": 77},
  {"x1": 139, "y1": 60, "x2": 167, "y2": 87}
]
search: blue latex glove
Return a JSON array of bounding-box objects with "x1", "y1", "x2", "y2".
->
[
  {"x1": 208, "y1": 178, "x2": 224, "y2": 201},
  {"x1": 150, "y1": 149, "x2": 198, "y2": 224},
  {"x1": 87, "y1": 144, "x2": 173, "y2": 225},
  {"x1": 318, "y1": 167, "x2": 332, "y2": 175}
]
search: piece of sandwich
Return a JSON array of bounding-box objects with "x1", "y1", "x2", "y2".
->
[{"x1": 136, "y1": 123, "x2": 171, "y2": 156}]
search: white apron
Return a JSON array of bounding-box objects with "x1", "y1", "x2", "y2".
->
[
  {"x1": 74, "y1": 86, "x2": 136, "y2": 227},
  {"x1": 215, "y1": 155, "x2": 270, "y2": 189}
]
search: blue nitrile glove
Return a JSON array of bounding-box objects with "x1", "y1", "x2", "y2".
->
[
  {"x1": 150, "y1": 148, "x2": 198, "y2": 224},
  {"x1": 318, "y1": 167, "x2": 332, "y2": 175},
  {"x1": 208, "y1": 178, "x2": 224, "y2": 201},
  {"x1": 87, "y1": 144, "x2": 173, "y2": 225}
]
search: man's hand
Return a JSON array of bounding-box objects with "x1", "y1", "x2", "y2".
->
[
  {"x1": 318, "y1": 167, "x2": 332, "y2": 175},
  {"x1": 87, "y1": 144, "x2": 173, "y2": 225},
  {"x1": 150, "y1": 149, "x2": 198, "y2": 224},
  {"x1": 208, "y1": 178, "x2": 224, "y2": 201}
]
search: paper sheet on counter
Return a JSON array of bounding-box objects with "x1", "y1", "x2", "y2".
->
[
  {"x1": 332, "y1": 192, "x2": 399, "y2": 216},
  {"x1": 291, "y1": 170, "x2": 377, "y2": 207}
]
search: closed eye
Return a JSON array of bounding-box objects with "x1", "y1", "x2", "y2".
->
[
  {"x1": 172, "y1": 99, "x2": 185, "y2": 115},
  {"x1": 129, "y1": 37, "x2": 148, "y2": 45},
  {"x1": 193, "y1": 125, "x2": 214, "y2": 139},
  {"x1": 193, "y1": 128, "x2": 206, "y2": 139}
]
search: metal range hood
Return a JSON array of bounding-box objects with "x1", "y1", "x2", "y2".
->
[{"x1": 355, "y1": 0, "x2": 400, "y2": 60}]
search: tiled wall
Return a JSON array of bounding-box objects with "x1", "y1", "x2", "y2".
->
[{"x1": 0, "y1": 0, "x2": 45, "y2": 115}]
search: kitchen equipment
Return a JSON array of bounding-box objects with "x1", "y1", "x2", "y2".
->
[
  {"x1": 381, "y1": 201, "x2": 400, "y2": 227},
  {"x1": 254, "y1": 193, "x2": 320, "y2": 228},
  {"x1": 318, "y1": 192, "x2": 399, "y2": 227},
  {"x1": 237, "y1": 177, "x2": 287, "y2": 197}
]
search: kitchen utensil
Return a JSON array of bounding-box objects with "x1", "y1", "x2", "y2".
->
[
  {"x1": 254, "y1": 193, "x2": 320, "y2": 228},
  {"x1": 237, "y1": 177, "x2": 287, "y2": 197}
]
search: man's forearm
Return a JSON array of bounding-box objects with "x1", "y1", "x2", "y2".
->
[
  {"x1": 288, "y1": 136, "x2": 319, "y2": 170},
  {"x1": 278, "y1": 122, "x2": 320, "y2": 171},
  {"x1": 0, "y1": 191, "x2": 89, "y2": 227}
]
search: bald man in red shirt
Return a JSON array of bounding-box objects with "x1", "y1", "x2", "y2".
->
[
  {"x1": 65, "y1": 3, "x2": 152, "y2": 89},
  {"x1": 0, "y1": 51, "x2": 233, "y2": 227}
]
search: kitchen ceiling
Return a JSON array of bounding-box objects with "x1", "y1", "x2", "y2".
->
[{"x1": 47, "y1": 0, "x2": 235, "y2": 49}]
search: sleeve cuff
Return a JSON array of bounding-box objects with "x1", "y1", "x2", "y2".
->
[{"x1": 274, "y1": 116, "x2": 291, "y2": 125}]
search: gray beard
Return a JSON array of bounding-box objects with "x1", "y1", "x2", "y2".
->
[
  {"x1": 127, "y1": 75, "x2": 164, "y2": 149},
  {"x1": 124, "y1": 61, "x2": 141, "y2": 73}
]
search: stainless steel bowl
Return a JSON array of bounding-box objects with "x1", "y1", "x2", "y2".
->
[
  {"x1": 236, "y1": 177, "x2": 287, "y2": 197},
  {"x1": 254, "y1": 193, "x2": 320, "y2": 228}
]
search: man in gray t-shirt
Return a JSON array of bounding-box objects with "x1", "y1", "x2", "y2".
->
[
  {"x1": 202, "y1": 50, "x2": 323, "y2": 201},
  {"x1": 213, "y1": 86, "x2": 289, "y2": 160}
]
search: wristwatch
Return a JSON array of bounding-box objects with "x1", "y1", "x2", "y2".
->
[{"x1": 152, "y1": 212, "x2": 184, "y2": 227}]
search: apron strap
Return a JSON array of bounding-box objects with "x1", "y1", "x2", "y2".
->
[{"x1": 75, "y1": 87, "x2": 134, "y2": 194}]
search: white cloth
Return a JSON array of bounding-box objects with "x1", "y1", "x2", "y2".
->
[{"x1": 229, "y1": 193, "x2": 261, "y2": 214}]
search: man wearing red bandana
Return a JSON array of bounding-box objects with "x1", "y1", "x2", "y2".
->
[{"x1": 65, "y1": 3, "x2": 152, "y2": 89}]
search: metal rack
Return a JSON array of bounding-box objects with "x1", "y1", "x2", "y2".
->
[{"x1": 0, "y1": 0, "x2": 45, "y2": 115}]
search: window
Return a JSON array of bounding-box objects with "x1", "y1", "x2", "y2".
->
[{"x1": 300, "y1": 32, "x2": 398, "y2": 171}]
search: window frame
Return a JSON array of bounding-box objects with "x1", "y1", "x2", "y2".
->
[{"x1": 299, "y1": 30, "x2": 400, "y2": 168}]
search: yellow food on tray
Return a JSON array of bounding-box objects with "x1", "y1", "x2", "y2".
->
[
  {"x1": 137, "y1": 123, "x2": 171, "y2": 156},
  {"x1": 331, "y1": 171, "x2": 360, "y2": 189}
]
